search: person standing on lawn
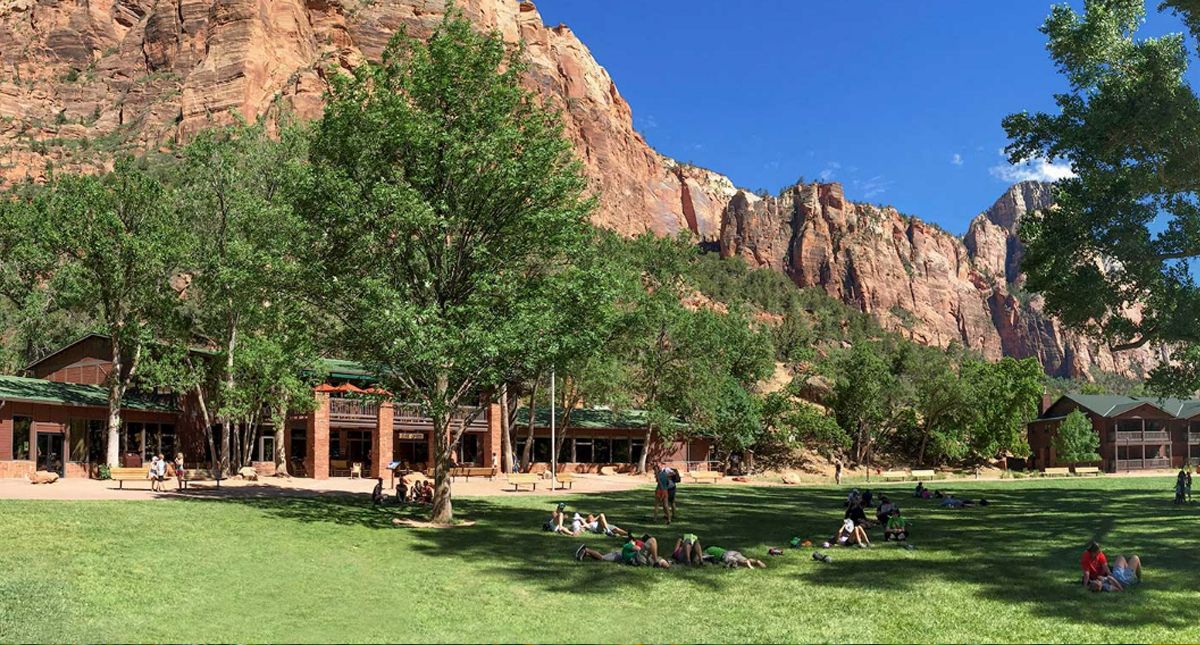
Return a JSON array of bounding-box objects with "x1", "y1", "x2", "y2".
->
[
  {"x1": 653, "y1": 463, "x2": 676, "y2": 524},
  {"x1": 173, "y1": 453, "x2": 186, "y2": 491},
  {"x1": 834, "y1": 459, "x2": 843, "y2": 485}
]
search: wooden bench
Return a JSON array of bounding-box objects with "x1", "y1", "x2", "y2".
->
[
  {"x1": 1043, "y1": 467, "x2": 1071, "y2": 477},
  {"x1": 450, "y1": 466, "x2": 498, "y2": 482},
  {"x1": 179, "y1": 468, "x2": 225, "y2": 489},
  {"x1": 879, "y1": 470, "x2": 909, "y2": 481},
  {"x1": 110, "y1": 467, "x2": 151, "y2": 489},
  {"x1": 910, "y1": 469, "x2": 936, "y2": 480},
  {"x1": 507, "y1": 473, "x2": 540, "y2": 491},
  {"x1": 689, "y1": 470, "x2": 722, "y2": 484},
  {"x1": 1073, "y1": 466, "x2": 1102, "y2": 476},
  {"x1": 553, "y1": 472, "x2": 575, "y2": 490}
]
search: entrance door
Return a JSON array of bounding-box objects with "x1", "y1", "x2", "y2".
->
[
  {"x1": 36, "y1": 433, "x2": 64, "y2": 476},
  {"x1": 258, "y1": 435, "x2": 276, "y2": 463}
]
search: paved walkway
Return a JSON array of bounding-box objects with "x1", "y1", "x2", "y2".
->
[{"x1": 0, "y1": 472, "x2": 654, "y2": 501}]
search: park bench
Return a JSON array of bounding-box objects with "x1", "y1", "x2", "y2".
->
[
  {"x1": 110, "y1": 467, "x2": 151, "y2": 489},
  {"x1": 178, "y1": 468, "x2": 225, "y2": 489},
  {"x1": 1043, "y1": 467, "x2": 1071, "y2": 477},
  {"x1": 450, "y1": 466, "x2": 498, "y2": 482},
  {"x1": 910, "y1": 469, "x2": 936, "y2": 480},
  {"x1": 553, "y1": 472, "x2": 575, "y2": 490},
  {"x1": 879, "y1": 470, "x2": 909, "y2": 481},
  {"x1": 1073, "y1": 466, "x2": 1102, "y2": 476},
  {"x1": 507, "y1": 473, "x2": 540, "y2": 491},
  {"x1": 689, "y1": 470, "x2": 722, "y2": 484}
]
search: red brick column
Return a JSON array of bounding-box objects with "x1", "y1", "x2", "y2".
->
[
  {"x1": 373, "y1": 402, "x2": 394, "y2": 479},
  {"x1": 483, "y1": 402, "x2": 502, "y2": 470},
  {"x1": 307, "y1": 392, "x2": 330, "y2": 480}
]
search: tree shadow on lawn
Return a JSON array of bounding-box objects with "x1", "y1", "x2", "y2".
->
[{"x1": 178, "y1": 480, "x2": 1199, "y2": 629}]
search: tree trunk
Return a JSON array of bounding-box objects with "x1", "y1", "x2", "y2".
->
[
  {"x1": 430, "y1": 372, "x2": 454, "y2": 524},
  {"x1": 218, "y1": 320, "x2": 238, "y2": 475},
  {"x1": 637, "y1": 424, "x2": 653, "y2": 474},
  {"x1": 917, "y1": 425, "x2": 931, "y2": 466},
  {"x1": 499, "y1": 383, "x2": 512, "y2": 474},
  {"x1": 104, "y1": 339, "x2": 126, "y2": 467},
  {"x1": 195, "y1": 384, "x2": 218, "y2": 472},
  {"x1": 273, "y1": 401, "x2": 289, "y2": 476},
  {"x1": 519, "y1": 378, "x2": 539, "y2": 471}
]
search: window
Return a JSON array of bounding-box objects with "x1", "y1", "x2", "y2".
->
[
  {"x1": 612, "y1": 438, "x2": 630, "y2": 463},
  {"x1": 574, "y1": 438, "x2": 593, "y2": 464},
  {"x1": 1145, "y1": 419, "x2": 1166, "y2": 432},
  {"x1": 330, "y1": 432, "x2": 343, "y2": 459},
  {"x1": 1189, "y1": 443, "x2": 1200, "y2": 463},
  {"x1": 594, "y1": 438, "x2": 611, "y2": 464},
  {"x1": 1115, "y1": 420, "x2": 1143, "y2": 433},
  {"x1": 290, "y1": 428, "x2": 307, "y2": 462},
  {"x1": 558, "y1": 438, "x2": 571, "y2": 464},
  {"x1": 631, "y1": 438, "x2": 645, "y2": 464},
  {"x1": 459, "y1": 434, "x2": 480, "y2": 465},
  {"x1": 533, "y1": 437, "x2": 551, "y2": 463},
  {"x1": 259, "y1": 436, "x2": 275, "y2": 463},
  {"x1": 124, "y1": 422, "x2": 144, "y2": 457},
  {"x1": 11, "y1": 416, "x2": 31, "y2": 460},
  {"x1": 1149, "y1": 444, "x2": 1170, "y2": 460}
]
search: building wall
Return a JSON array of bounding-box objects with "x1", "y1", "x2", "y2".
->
[
  {"x1": 28, "y1": 336, "x2": 114, "y2": 382},
  {"x1": 1, "y1": 401, "x2": 178, "y2": 477},
  {"x1": 1028, "y1": 400, "x2": 1193, "y2": 472}
]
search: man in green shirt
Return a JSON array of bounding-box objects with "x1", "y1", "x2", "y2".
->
[
  {"x1": 703, "y1": 545, "x2": 766, "y2": 568},
  {"x1": 884, "y1": 509, "x2": 910, "y2": 542}
]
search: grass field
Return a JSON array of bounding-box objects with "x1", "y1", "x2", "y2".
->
[{"x1": 1, "y1": 476, "x2": 1197, "y2": 643}]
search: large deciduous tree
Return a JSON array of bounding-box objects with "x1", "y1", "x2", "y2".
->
[
  {"x1": 42, "y1": 160, "x2": 185, "y2": 467},
  {"x1": 1003, "y1": 0, "x2": 1200, "y2": 392},
  {"x1": 298, "y1": 14, "x2": 595, "y2": 523},
  {"x1": 1054, "y1": 409, "x2": 1101, "y2": 464}
]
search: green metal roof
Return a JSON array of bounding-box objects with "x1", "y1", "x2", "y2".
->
[
  {"x1": 1056, "y1": 393, "x2": 1200, "y2": 419},
  {"x1": 316, "y1": 358, "x2": 374, "y2": 380},
  {"x1": 513, "y1": 406, "x2": 687, "y2": 431},
  {"x1": 0, "y1": 374, "x2": 177, "y2": 412}
]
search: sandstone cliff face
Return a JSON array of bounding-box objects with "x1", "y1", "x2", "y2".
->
[
  {"x1": 0, "y1": 0, "x2": 1157, "y2": 378},
  {"x1": 0, "y1": 0, "x2": 728, "y2": 240},
  {"x1": 720, "y1": 180, "x2": 1159, "y2": 379}
]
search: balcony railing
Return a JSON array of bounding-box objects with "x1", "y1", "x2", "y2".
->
[
  {"x1": 393, "y1": 403, "x2": 488, "y2": 434},
  {"x1": 1116, "y1": 457, "x2": 1172, "y2": 470},
  {"x1": 328, "y1": 397, "x2": 380, "y2": 427},
  {"x1": 1114, "y1": 430, "x2": 1170, "y2": 445},
  {"x1": 1190, "y1": 432, "x2": 1200, "y2": 445}
]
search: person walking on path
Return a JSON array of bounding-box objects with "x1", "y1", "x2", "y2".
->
[{"x1": 834, "y1": 460, "x2": 843, "y2": 486}]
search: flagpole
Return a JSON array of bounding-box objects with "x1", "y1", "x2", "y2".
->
[{"x1": 550, "y1": 368, "x2": 557, "y2": 491}]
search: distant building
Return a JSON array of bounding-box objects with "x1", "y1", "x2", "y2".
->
[
  {"x1": 1027, "y1": 394, "x2": 1200, "y2": 472},
  {"x1": 0, "y1": 335, "x2": 705, "y2": 479}
]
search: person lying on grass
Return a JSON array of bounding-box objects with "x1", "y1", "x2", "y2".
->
[
  {"x1": 623, "y1": 534, "x2": 671, "y2": 568},
  {"x1": 702, "y1": 545, "x2": 766, "y2": 569},
  {"x1": 580, "y1": 513, "x2": 629, "y2": 537},
  {"x1": 884, "y1": 508, "x2": 910, "y2": 542},
  {"x1": 672, "y1": 533, "x2": 704, "y2": 565},
  {"x1": 824, "y1": 518, "x2": 871, "y2": 548},
  {"x1": 938, "y1": 494, "x2": 973, "y2": 509},
  {"x1": 543, "y1": 502, "x2": 571, "y2": 533}
]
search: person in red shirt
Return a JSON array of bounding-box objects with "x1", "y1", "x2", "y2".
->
[{"x1": 1080, "y1": 541, "x2": 1111, "y2": 586}]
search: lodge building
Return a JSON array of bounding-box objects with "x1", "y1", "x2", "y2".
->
[
  {"x1": 0, "y1": 335, "x2": 710, "y2": 479},
  {"x1": 1027, "y1": 394, "x2": 1200, "y2": 472}
]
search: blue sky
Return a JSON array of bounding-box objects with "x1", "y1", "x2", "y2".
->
[{"x1": 536, "y1": 1, "x2": 1192, "y2": 233}]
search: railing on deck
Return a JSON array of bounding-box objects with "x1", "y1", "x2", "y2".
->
[
  {"x1": 328, "y1": 397, "x2": 380, "y2": 427},
  {"x1": 1114, "y1": 430, "x2": 1170, "y2": 445},
  {"x1": 1189, "y1": 432, "x2": 1200, "y2": 445},
  {"x1": 1116, "y1": 457, "x2": 1172, "y2": 470},
  {"x1": 392, "y1": 403, "x2": 488, "y2": 434}
]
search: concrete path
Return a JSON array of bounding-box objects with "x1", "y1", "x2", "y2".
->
[{"x1": 0, "y1": 472, "x2": 654, "y2": 501}]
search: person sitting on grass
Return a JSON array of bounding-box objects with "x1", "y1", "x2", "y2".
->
[
  {"x1": 845, "y1": 499, "x2": 874, "y2": 527},
  {"x1": 1081, "y1": 541, "x2": 1142, "y2": 590},
  {"x1": 371, "y1": 478, "x2": 385, "y2": 506},
  {"x1": 543, "y1": 502, "x2": 570, "y2": 533},
  {"x1": 417, "y1": 481, "x2": 434, "y2": 505},
  {"x1": 884, "y1": 508, "x2": 910, "y2": 542},
  {"x1": 672, "y1": 533, "x2": 704, "y2": 565},
  {"x1": 875, "y1": 495, "x2": 897, "y2": 525},
  {"x1": 703, "y1": 545, "x2": 766, "y2": 569},
  {"x1": 824, "y1": 518, "x2": 871, "y2": 548},
  {"x1": 914, "y1": 481, "x2": 926, "y2": 498}
]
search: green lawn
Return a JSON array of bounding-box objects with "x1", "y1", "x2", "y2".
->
[{"x1": 1, "y1": 476, "x2": 1197, "y2": 643}]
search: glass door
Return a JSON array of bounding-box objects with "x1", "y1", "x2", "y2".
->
[{"x1": 36, "y1": 433, "x2": 64, "y2": 476}]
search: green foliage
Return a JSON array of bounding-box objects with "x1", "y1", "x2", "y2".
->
[
  {"x1": 1054, "y1": 409, "x2": 1101, "y2": 464},
  {"x1": 1003, "y1": 0, "x2": 1200, "y2": 392},
  {"x1": 298, "y1": 12, "x2": 597, "y2": 520},
  {"x1": 760, "y1": 387, "x2": 849, "y2": 453}
]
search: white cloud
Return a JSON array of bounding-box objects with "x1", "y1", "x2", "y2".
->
[
  {"x1": 637, "y1": 114, "x2": 659, "y2": 130},
  {"x1": 951, "y1": 153, "x2": 963, "y2": 166},
  {"x1": 989, "y1": 156, "x2": 1076, "y2": 183},
  {"x1": 852, "y1": 175, "x2": 892, "y2": 200},
  {"x1": 818, "y1": 161, "x2": 841, "y2": 181}
]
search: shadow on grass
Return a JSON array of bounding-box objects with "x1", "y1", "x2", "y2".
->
[{"x1": 174, "y1": 478, "x2": 1200, "y2": 629}]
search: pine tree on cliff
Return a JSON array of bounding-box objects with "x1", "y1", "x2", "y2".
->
[{"x1": 297, "y1": 11, "x2": 597, "y2": 524}]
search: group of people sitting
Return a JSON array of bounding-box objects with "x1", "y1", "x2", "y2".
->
[
  {"x1": 823, "y1": 488, "x2": 911, "y2": 548},
  {"x1": 373, "y1": 477, "x2": 434, "y2": 506},
  {"x1": 545, "y1": 502, "x2": 766, "y2": 570}
]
